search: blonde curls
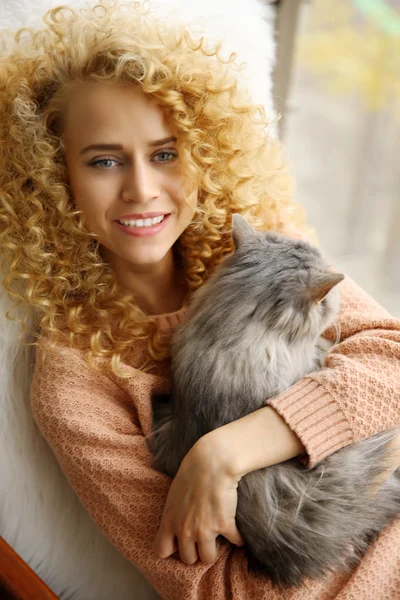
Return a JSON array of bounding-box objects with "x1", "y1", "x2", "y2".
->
[{"x1": 0, "y1": 1, "x2": 307, "y2": 375}]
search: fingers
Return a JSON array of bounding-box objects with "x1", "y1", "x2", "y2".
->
[
  {"x1": 192, "y1": 524, "x2": 244, "y2": 565},
  {"x1": 224, "y1": 524, "x2": 245, "y2": 548},
  {"x1": 153, "y1": 523, "x2": 177, "y2": 559},
  {"x1": 197, "y1": 533, "x2": 218, "y2": 564},
  {"x1": 155, "y1": 528, "x2": 243, "y2": 565},
  {"x1": 178, "y1": 536, "x2": 199, "y2": 565}
]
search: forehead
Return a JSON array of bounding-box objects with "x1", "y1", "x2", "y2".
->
[{"x1": 63, "y1": 83, "x2": 173, "y2": 149}]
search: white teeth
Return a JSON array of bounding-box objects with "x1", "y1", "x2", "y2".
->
[{"x1": 119, "y1": 215, "x2": 165, "y2": 227}]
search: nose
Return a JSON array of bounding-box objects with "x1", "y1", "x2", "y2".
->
[{"x1": 121, "y1": 159, "x2": 160, "y2": 204}]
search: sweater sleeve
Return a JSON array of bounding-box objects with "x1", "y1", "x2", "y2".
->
[
  {"x1": 268, "y1": 276, "x2": 400, "y2": 467},
  {"x1": 30, "y1": 341, "x2": 274, "y2": 600}
]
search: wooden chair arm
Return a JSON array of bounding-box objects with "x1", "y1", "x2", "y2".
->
[{"x1": 0, "y1": 536, "x2": 59, "y2": 600}]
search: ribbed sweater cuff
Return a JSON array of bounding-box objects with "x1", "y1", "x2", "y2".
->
[{"x1": 268, "y1": 379, "x2": 354, "y2": 467}]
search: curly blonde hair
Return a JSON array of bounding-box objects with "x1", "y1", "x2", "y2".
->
[{"x1": 0, "y1": 1, "x2": 306, "y2": 374}]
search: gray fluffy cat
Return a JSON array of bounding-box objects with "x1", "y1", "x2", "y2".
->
[{"x1": 151, "y1": 214, "x2": 400, "y2": 587}]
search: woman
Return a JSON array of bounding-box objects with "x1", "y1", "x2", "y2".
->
[{"x1": 0, "y1": 3, "x2": 399, "y2": 598}]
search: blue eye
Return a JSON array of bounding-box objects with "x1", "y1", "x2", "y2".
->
[
  {"x1": 153, "y1": 151, "x2": 178, "y2": 163},
  {"x1": 89, "y1": 158, "x2": 119, "y2": 169}
]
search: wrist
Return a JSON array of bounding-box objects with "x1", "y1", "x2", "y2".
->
[
  {"x1": 202, "y1": 406, "x2": 306, "y2": 480},
  {"x1": 189, "y1": 432, "x2": 242, "y2": 484}
]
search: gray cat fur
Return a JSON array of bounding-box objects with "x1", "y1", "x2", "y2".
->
[{"x1": 151, "y1": 214, "x2": 400, "y2": 588}]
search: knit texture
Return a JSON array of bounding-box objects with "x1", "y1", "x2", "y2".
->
[{"x1": 31, "y1": 277, "x2": 400, "y2": 600}]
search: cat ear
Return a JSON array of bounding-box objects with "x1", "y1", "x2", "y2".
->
[
  {"x1": 231, "y1": 214, "x2": 255, "y2": 249},
  {"x1": 309, "y1": 272, "x2": 344, "y2": 303}
]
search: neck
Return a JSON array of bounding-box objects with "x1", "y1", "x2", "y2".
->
[{"x1": 112, "y1": 251, "x2": 187, "y2": 315}]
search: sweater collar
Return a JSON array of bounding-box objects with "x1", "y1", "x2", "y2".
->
[{"x1": 150, "y1": 305, "x2": 187, "y2": 332}]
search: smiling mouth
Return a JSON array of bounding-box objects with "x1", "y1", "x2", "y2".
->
[
  {"x1": 114, "y1": 213, "x2": 171, "y2": 238},
  {"x1": 117, "y1": 215, "x2": 166, "y2": 228}
]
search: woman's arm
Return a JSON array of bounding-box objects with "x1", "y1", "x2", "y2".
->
[
  {"x1": 201, "y1": 405, "x2": 306, "y2": 479},
  {"x1": 29, "y1": 340, "x2": 269, "y2": 600},
  {"x1": 154, "y1": 404, "x2": 398, "y2": 565}
]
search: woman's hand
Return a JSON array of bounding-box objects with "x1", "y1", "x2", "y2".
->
[{"x1": 152, "y1": 435, "x2": 244, "y2": 565}]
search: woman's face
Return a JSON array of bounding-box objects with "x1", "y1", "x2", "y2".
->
[{"x1": 63, "y1": 83, "x2": 195, "y2": 271}]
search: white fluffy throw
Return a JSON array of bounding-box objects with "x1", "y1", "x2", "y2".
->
[{"x1": 0, "y1": 1, "x2": 275, "y2": 598}]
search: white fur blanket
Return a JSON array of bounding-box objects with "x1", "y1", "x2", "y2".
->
[{"x1": 0, "y1": 1, "x2": 275, "y2": 598}]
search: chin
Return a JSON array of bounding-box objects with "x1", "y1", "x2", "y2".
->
[{"x1": 123, "y1": 251, "x2": 169, "y2": 269}]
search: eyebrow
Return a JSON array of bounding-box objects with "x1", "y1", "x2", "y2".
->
[{"x1": 79, "y1": 137, "x2": 177, "y2": 155}]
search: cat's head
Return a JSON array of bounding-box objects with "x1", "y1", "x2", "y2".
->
[{"x1": 228, "y1": 214, "x2": 344, "y2": 342}]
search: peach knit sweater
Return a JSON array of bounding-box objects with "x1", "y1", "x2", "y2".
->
[{"x1": 31, "y1": 277, "x2": 400, "y2": 600}]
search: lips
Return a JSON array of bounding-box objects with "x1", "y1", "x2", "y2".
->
[{"x1": 114, "y1": 213, "x2": 171, "y2": 238}]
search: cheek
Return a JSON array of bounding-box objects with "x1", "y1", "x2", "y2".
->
[
  {"x1": 70, "y1": 185, "x2": 98, "y2": 224},
  {"x1": 68, "y1": 170, "x2": 113, "y2": 222},
  {"x1": 167, "y1": 171, "x2": 197, "y2": 207}
]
